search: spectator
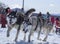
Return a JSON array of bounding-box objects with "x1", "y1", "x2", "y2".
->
[
  {"x1": 46, "y1": 12, "x2": 51, "y2": 23},
  {"x1": 51, "y1": 16, "x2": 55, "y2": 25},
  {"x1": 1, "y1": 14, "x2": 7, "y2": 28},
  {"x1": 55, "y1": 18, "x2": 60, "y2": 34}
]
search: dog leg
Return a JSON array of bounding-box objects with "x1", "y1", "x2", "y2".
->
[
  {"x1": 7, "y1": 25, "x2": 12, "y2": 37},
  {"x1": 14, "y1": 25, "x2": 20, "y2": 42}
]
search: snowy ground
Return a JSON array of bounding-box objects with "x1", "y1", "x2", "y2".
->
[{"x1": 0, "y1": 24, "x2": 60, "y2": 44}]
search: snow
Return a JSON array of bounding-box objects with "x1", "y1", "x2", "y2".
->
[{"x1": 0, "y1": 24, "x2": 60, "y2": 44}]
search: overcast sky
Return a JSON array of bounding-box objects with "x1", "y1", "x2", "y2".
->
[{"x1": 0, "y1": 0, "x2": 60, "y2": 14}]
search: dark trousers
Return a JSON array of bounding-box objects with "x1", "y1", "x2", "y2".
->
[
  {"x1": 1, "y1": 24, "x2": 6, "y2": 28},
  {"x1": 56, "y1": 28, "x2": 60, "y2": 34}
]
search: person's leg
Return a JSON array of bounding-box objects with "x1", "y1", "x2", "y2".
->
[
  {"x1": 56, "y1": 28, "x2": 58, "y2": 34},
  {"x1": 59, "y1": 28, "x2": 60, "y2": 33},
  {"x1": 1, "y1": 24, "x2": 6, "y2": 28},
  {"x1": 34, "y1": 20, "x2": 38, "y2": 31},
  {"x1": 37, "y1": 22, "x2": 42, "y2": 40}
]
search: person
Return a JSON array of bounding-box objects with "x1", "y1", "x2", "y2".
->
[
  {"x1": 51, "y1": 16, "x2": 55, "y2": 25},
  {"x1": 5, "y1": 7, "x2": 11, "y2": 14},
  {"x1": 55, "y1": 18, "x2": 60, "y2": 34},
  {"x1": 36, "y1": 12, "x2": 44, "y2": 31},
  {"x1": 5, "y1": 7, "x2": 17, "y2": 24},
  {"x1": 38, "y1": 12, "x2": 43, "y2": 24},
  {"x1": 1, "y1": 14, "x2": 7, "y2": 28},
  {"x1": 0, "y1": 8, "x2": 7, "y2": 28},
  {"x1": 37, "y1": 12, "x2": 43, "y2": 39},
  {"x1": 46, "y1": 12, "x2": 51, "y2": 23}
]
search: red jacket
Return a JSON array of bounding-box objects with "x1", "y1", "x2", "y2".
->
[
  {"x1": 1, "y1": 14, "x2": 7, "y2": 24},
  {"x1": 51, "y1": 16, "x2": 55, "y2": 24},
  {"x1": 56, "y1": 20, "x2": 60, "y2": 27}
]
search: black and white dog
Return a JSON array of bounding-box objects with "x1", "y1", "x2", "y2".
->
[{"x1": 6, "y1": 8, "x2": 36, "y2": 42}]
